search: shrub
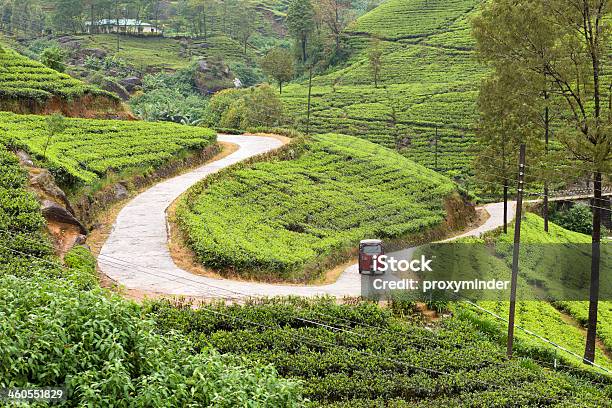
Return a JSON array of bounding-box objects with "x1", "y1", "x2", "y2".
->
[
  {"x1": 40, "y1": 45, "x2": 66, "y2": 73},
  {"x1": 549, "y1": 203, "x2": 593, "y2": 235}
]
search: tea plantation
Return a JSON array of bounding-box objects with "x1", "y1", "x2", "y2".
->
[
  {"x1": 0, "y1": 145, "x2": 302, "y2": 406},
  {"x1": 176, "y1": 134, "x2": 456, "y2": 281},
  {"x1": 0, "y1": 43, "x2": 114, "y2": 102},
  {"x1": 281, "y1": 0, "x2": 484, "y2": 175},
  {"x1": 429, "y1": 214, "x2": 612, "y2": 371},
  {"x1": 0, "y1": 111, "x2": 216, "y2": 189},
  {"x1": 148, "y1": 297, "x2": 612, "y2": 407}
]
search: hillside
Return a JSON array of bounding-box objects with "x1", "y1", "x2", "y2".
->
[
  {"x1": 0, "y1": 111, "x2": 216, "y2": 190},
  {"x1": 176, "y1": 133, "x2": 460, "y2": 281},
  {"x1": 0, "y1": 42, "x2": 123, "y2": 117},
  {"x1": 424, "y1": 214, "x2": 612, "y2": 370},
  {"x1": 149, "y1": 297, "x2": 612, "y2": 407},
  {"x1": 0, "y1": 146, "x2": 302, "y2": 405},
  {"x1": 281, "y1": 0, "x2": 483, "y2": 175}
]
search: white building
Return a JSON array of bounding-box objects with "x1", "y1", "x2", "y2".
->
[{"x1": 85, "y1": 19, "x2": 161, "y2": 35}]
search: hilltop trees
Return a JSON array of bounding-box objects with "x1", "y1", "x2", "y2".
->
[
  {"x1": 287, "y1": 0, "x2": 316, "y2": 63},
  {"x1": 473, "y1": 0, "x2": 612, "y2": 364},
  {"x1": 261, "y1": 48, "x2": 294, "y2": 94}
]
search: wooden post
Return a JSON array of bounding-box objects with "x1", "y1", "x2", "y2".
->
[{"x1": 507, "y1": 143, "x2": 526, "y2": 359}]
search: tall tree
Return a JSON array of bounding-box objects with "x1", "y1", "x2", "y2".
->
[
  {"x1": 261, "y1": 47, "x2": 294, "y2": 94},
  {"x1": 287, "y1": 0, "x2": 315, "y2": 63},
  {"x1": 473, "y1": 0, "x2": 612, "y2": 364}
]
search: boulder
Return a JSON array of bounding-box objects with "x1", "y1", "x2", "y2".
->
[
  {"x1": 100, "y1": 79, "x2": 130, "y2": 100},
  {"x1": 67, "y1": 234, "x2": 88, "y2": 250},
  {"x1": 15, "y1": 150, "x2": 34, "y2": 166},
  {"x1": 82, "y1": 48, "x2": 107, "y2": 59},
  {"x1": 120, "y1": 76, "x2": 143, "y2": 93},
  {"x1": 197, "y1": 60, "x2": 209, "y2": 72},
  {"x1": 113, "y1": 183, "x2": 129, "y2": 201},
  {"x1": 29, "y1": 169, "x2": 75, "y2": 214},
  {"x1": 41, "y1": 200, "x2": 87, "y2": 235}
]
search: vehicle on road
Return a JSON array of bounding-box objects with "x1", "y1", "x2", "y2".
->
[{"x1": 358, "y1": 239, "x2": 385, "y2": 275}]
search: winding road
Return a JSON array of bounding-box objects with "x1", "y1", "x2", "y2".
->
[{"x1": 99, "y1": 135, "x2": 516, "y2": 299}]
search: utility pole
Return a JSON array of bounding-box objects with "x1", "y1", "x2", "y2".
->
[
  {"x1": 543, "y1": 82, "x2": 550, "y2": 233},
  {"x1": 507, "y1": 143, "x2": 526, "y2": 359},
  {"x1": 502, "y1": 135, "x2": 508, "y2": 234},
  {"x1": 306, "y1": 65, "x2": 313, "y2": 136}
]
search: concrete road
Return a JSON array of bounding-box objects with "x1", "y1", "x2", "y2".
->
[{"x1": 99, "y1": 135, "x2": 516, "y2": 299}]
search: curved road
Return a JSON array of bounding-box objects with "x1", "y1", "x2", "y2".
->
[{"x1": 99, "y1": 135, "x2": 516, "y2": 299}]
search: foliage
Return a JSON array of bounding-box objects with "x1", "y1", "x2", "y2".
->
[
  {"x1": 147, "y1": 297, "x2": 612, "y2": 407},
  {"x1": 549, "y1": 204, "x2": 595, "y2": 235},
  {"x1": 210, "y1": 84, "x2": 285, "y2": 130},
  {"x1": 281, "y1": 0, "x2": 486, "y2": 175},
  {"x1": 287, "y1": 0, "x2": 316, "y2": 62},
  {"x1": 40, "y1": 45, "x2": 66, "y2": 73},
  {"x1": 0, "y1": 145, "x2": 303, "y2": 407},
  {"x1": 0, "y1": 42, "x2": 116, "y2": 101},
  {"x1": 261, "y1": 47, "x2": 295, "y2": 93},
  {"x1": 367, "y1": 38, "x2": 382, "y2": 88},
  {"x1": 176, "y1": 134, "x2": 455, "y2": 281},
  {"x1": 0, "y1": 111, "x2": 216, "y2": 188}
]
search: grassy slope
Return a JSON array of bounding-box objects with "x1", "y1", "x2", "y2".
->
[
  {"x1": 73, "y1": 33, "x2": 258, "y2": 71},
  {"x1": 0, "y1": 42, "x2": 113, "y2": 101},
  {"x1": 458, "y1": 214, "x2": 612, "y2": 371},
  {"x1": 281, "y1": 0, "x2": 483, "y2": 175},
  {"x1": 176, "y1": 134, "x2": 456, "y2": 281},
  {"x1": 0, "y1": 111, "x2": 216, "y2": 189}
]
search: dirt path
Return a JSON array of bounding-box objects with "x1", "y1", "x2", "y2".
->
[{"x1": 99, "y1": 135, "x2": 516, "y2": 299}]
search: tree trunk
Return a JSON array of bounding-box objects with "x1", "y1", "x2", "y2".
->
[
  {"x1": 302, "y1": 36, "x2": 307, "y2": 62},
  {"x1": 279, "y1": 81, "x2": 283, "y2": 94},
  {"x1": 584, "y1": 171, "x2": 602, "y2": 364}
]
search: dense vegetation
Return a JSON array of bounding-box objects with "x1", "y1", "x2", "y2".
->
[
  {"x1": 281, "y1": 0, "x2": 484, "y2": 175},
  {"x1": 149, "y1": 297, "x2": 612, "y2": 407},
  {"x1": 0, "y1": 145, "x2": 302, "y2": 406},
  {"x1": 423, "y1": 214, "x2": 612, "y2": 370},
  {"x1": 0, "y1": 42, "x2": 114, "y2": 102},
  {"x1": 176, "y1": 134, "x2": 456, "y2": 281},
  {"x1": 0, "y1": 111, "x2": 216, "y2": 189}
]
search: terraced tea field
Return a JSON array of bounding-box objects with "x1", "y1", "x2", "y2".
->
[
  {"x1": 0, "y1": 112, "x2": 216, "y2": 188},
  {"x1": 149, "y1": 297, "x2": 612, "y2": 407},
  {"x1": 176, "y1": 134, "x2": 456, "y2": 281},
  {"x1": 281, "y1": 0, "x2": 484, "y2": 175},
  {"x1": 0, "y1": 42, "x2": 114, "y2": 102}
]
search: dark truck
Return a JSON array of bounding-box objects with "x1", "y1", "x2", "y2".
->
[{"x1": 358, "y1": 239, "x2": 384, "y2": 275}]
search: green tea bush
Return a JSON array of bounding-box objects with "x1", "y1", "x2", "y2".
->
[
  {"x1": 0, "y1": 146, "x2": 303, "y2": 407},
  {"x1": 0, "y1": 42, "x2": 115, "y2": 101},
  {"x1": 0, "y1": 111, "x2": 217, "y2": 188},
  {"x1": 176, "y1": 133, "x2": 456, "y2": 281},
  {"x1": 147, "y1": 297, "x2": 612, "y2": 407}
]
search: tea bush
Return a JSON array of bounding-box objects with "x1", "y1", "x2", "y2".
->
[
  {"x1": 176, "y1": 134, "x2": 456, "y2": 281},
  {"x1": 0, "y1": 111, "x2": 216, "y2": 188},
  {"x1": 281, "y1": 0, "x2": 484, "y2": 175},
  {"x1": 0, "y1": 43, "x2": 115, "y2": 101},
  {"x1": 0, "y1": 145, "x2": 303, "y2": 406},
  {"x1": 147, "y1": 297, "x2": 612, "y2": 407}
]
